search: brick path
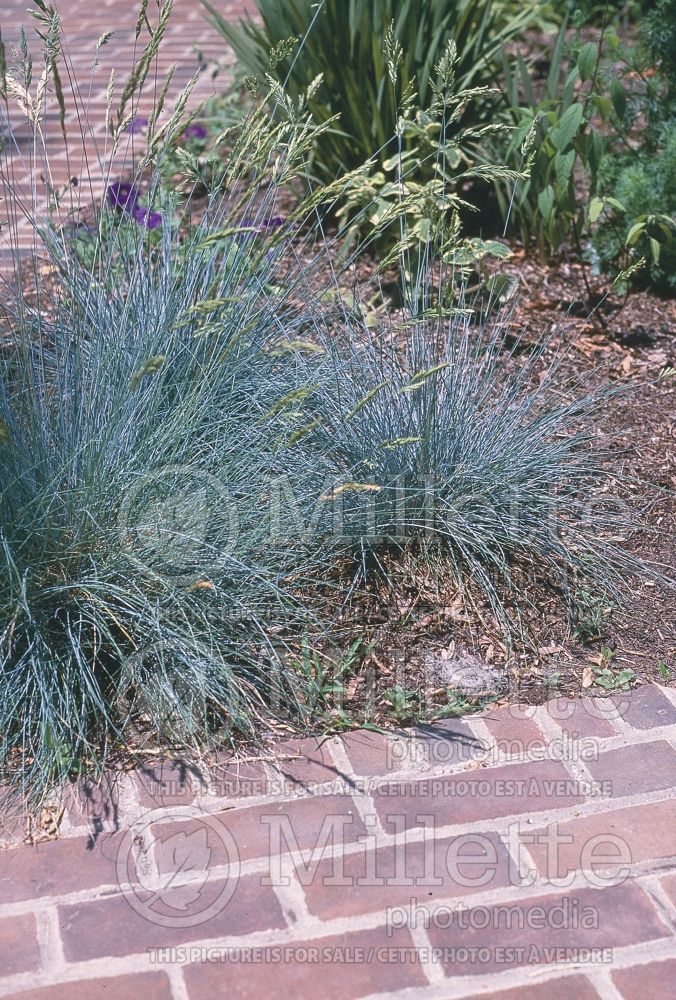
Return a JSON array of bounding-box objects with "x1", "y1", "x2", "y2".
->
[
  {"x1": 0, "y1": 0, "x2": 249, "y2": 266},
  {"x1": 1, "y1": 682, "x2": 675, "y2": 998}
]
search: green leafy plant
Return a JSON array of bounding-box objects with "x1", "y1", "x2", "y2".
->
[
  {"x1": 590, "y1": 125, "x2": 676, "y2": 293},
  {"x1": 592, "y1": 663, "x2": 635, "y2": 692},
  {"x1": 334, "y1": 35, "x2": 518, "y2": 269},
  {"x1": 567, "y1": 0, "x2": 648, "y2": 27},
  {"x1": 494, "y1": 21, "x2": 607, "y2": 258},
  {"x1": 435, "y1": 691, "x2": 486, "y2": 718},
  {"x1": 642, "y1": 0, "x2": 676, "y2": 98},
  {"x1": 203, "y1": 0, "x2": 542, "y2": 180},
  {"x1": 383, "y1": 684, "x2": 420, "y2": 723},
  {"x1": 495, "y1": 6, "x2": 676, "y2": 289},
  {"x1": 573, "y1": 589, "x2": 614, "y2": 642},
  {"x1": 585, "y1": 0, "x2": 676, "y2": 290},
  {"x1": 291, "y1": 633, "x2": 366, "y2": 729}
]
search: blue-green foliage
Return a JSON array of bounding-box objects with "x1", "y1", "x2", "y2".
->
[
  {"x1": 289, "y1": 302, "x2": 642, "y2": 629},
  {"x1": 0, "y1": 195, "x2": 329, "y2": 801}
]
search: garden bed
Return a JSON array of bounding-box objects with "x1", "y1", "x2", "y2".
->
[{"x1": 0, "y1": 0, "x2": 674, "y2": 811}]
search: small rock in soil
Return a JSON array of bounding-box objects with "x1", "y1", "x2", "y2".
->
[{"x1": 424, "y1": 652, "x2": 505, "y2": 694}]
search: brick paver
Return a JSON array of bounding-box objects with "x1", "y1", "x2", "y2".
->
[
  {"x1": 0, "y1": 682, "x2": 675, "y2": 998},
  {"x1": 0, "y1": 0, "x2": 250, "y2": 268}
]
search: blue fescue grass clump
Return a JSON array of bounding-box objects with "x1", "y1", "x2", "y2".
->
[
  {"x1": 284, "y1": 295, "x2": 648, "y2": 634},
  {"x1": 0, "y1": 203, "x2": 330, "y2": 800},
  {"x1": 0, "y1": 199, "x2": 652, "y2": 805}
]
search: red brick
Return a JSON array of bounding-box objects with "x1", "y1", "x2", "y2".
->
[
  {"x1": 0, "y1": 834, "x2": 121, "y2": 903},
  {"x1": 425, "y1": 882, "x2": 669, "y2": 976},
  {"x1": 463, "y1": 975, "x2": 600, "y2": 999},
  {"x1": 338, "y1": 730, "x2": 393, "y2": 777},
  {"x1": 480, "y1": 706, "x2": 546, "y2": 754},
  {"x1": 409, "y1": 719, "x2": 484, "y2": 769},
  {"x1": 542, "y1": 697, "x2": 617, "y2": 739},
  {"x1": 63, "y1": 772, "x2": 121, "y2": 828},
  {"x1": 0, "y1": 913, "x2": 40, "y2": 977},
  {"x1": 1, "y1": 973, "x2": 173, "y2": 1000},
  {"x1": 303, "y1": 831, "x2": 514, "y2": 920},
  {"x1": 373, "y1": 758, "x2": 585, "y2": 831},
  {"x1": 340, "y1": 719, "x2": 480, "y2": 776},
  {"x1": 183, "y1": 926, "x2": 427, "y2": 999},
  {"x1": 483, "y1": 702, "x2": 538, "y2": 725},
  {"x1": 153, "y1": 795, "x2": 365, "y2": 876},
  {"x1": 525, "y1": 798, "x2": 676, "y2": 880},
  {"x1": 586, "y1": 741, "x2": 676, "y2": 797},
  {"x1": 659, "y1": 872, "x2": 676, "y2": 908},
  {"x1": 203, "y1": 757, "x2": 271, "y2": 800},
  {"x1": 612, "y1": 958, "x2": 676, "y2": 999},
  {"x1": 612, "y1": 685, "x2": 676, "y2": 730},
  {"x1": 133, "y1": 760, "x2": 198, "y2": 809},
  {"x1": 58, "y1": 873, "x2": 284, "y2": 961},
  {"x1": 271, "y1": 737, "x2": 342, "y2": 788}
]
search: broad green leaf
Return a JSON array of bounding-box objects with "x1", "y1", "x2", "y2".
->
[
  {"x1": 554, "y1": 149, "x2": 575, "y2": 188},
  {"x1": 626, "y1": 222, "x2": 646, "y2": 246},
  {"x1": 650, "y1": 237, "x2": 661, "y2": 264},
  {"x1": 594, "y1": 95, "x2": 613, "y2": 120},
  {"x1": 472, "y1": 239, "x2": 512, "y2": 259},
  {"x1": 609, "y1": 79, "x2": 626, "y2": 119},
  {"x1": 537, "y1": 185, "x2": 555, "y2": 222},
  {"x1": 587, "y1": 130, "x2": 605, "y2": 177},
  {"x1": 550, "y1": 103, "x2": 584, "y2": 152},
  {"x1": 577, "y1": 42, "x2": 597, "y2": 82},
  {"x1": 588, "y1": 196, "x2": 604, "y2": 223}
]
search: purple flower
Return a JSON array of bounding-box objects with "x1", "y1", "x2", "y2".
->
[
  {"x1": 127, "y1": 115, "x2": 149, "y2": 135},
  {"x1": 132, "y1": 206, "x2": 162, "y2": 230},
  {"x1": 107, "y1": 181, "x2": 140, "y2": 211},
  {"x1": 183, "y1": 122, "x2": 208, "y2": 140},
  {"x1": 236, "y1": 214, "x2": 286, "y2": 237}
]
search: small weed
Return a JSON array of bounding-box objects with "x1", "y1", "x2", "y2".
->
[
  {"x1": 593, "y1": 664, "x2": 635, "y2": 692},
  {"x1": 382, "y1": 685, "x2": 420, "y2": 725},
  {"x1": 573, "y1": 590, "x2": 614, "y2": 643},
  {"x1": 434, "y1": 691, "x2": 485, "y2": 719},
  {"x1": 658, "y1": 660, "x2": 670, "y2": 681},
  {"x1": 292, "y1": 634, "x2": 366, "y2": 729}
]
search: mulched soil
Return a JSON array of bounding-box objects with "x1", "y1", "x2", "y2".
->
[{"x1": 287, "y1": 245, "x2": 676, "y2": 731}]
